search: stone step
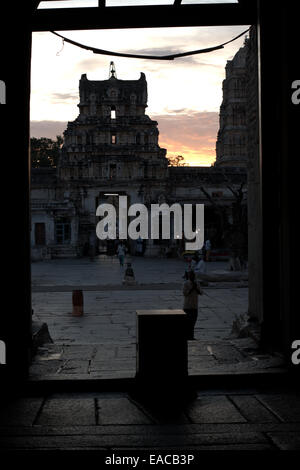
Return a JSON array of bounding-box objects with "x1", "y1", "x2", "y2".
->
[{"x1": 49, "y1": 245, "x2": 78, "y2": 259}]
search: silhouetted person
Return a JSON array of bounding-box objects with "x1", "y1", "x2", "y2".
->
[
  {"x1": 123, "y1": 262, "x2": 136, "y2": 286},
  {"x1": 183, "y1": 270, "x2": 203, "y2": 340},
  {"x1": 135, "y1": 236, "x2": 143, "y2": 256},
  {"x1": 194, "y1": 255, "x2": 207, "y2": 276},
  {"x1": 190, "y1": 254, "x2": 199, "y2": 271},
  {"x1": 117, "y1": 242, "x2": 125, "y2": 267}
]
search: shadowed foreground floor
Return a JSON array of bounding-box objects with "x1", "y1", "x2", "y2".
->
[{"x1": 0, "y1": 386, "x2": 300, "y2": 453}]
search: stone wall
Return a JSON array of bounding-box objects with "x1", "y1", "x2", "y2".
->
[{"x1": 246, "y1": 26, "x2": 262, "y2": 322}]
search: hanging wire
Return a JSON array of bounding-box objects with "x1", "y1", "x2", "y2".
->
[
  {"x1": 51, "y1": 28, "x2": 250, "y2": 61},
  {"x1": 56, "y1": 37, "x2": 65, "y2": 56}
]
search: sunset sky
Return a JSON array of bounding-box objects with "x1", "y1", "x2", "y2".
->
[{"x1": 30, "y1": 19, "x2": 249, "y2": 166}]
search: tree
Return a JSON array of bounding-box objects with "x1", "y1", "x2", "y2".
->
[
  {"x1": 200, "y1": 180, "x2": 248, "y2": 271},
  {"x1": 167, "y1": 155, "x2": 187, "y2": 167},
  {"x1": 31, "y1": 135, "x2": 63, "y2": 168}
]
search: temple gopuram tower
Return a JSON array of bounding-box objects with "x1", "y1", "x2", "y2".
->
[
  {"x1": 57, "y1": 63, "x2": 168, "y2": 255},
  {"x1": 59, "y1": 62, "x2": 167, "y2": 183},
  {"x1": 215, "y1": 41, "x2": 248, "y2": 168}
]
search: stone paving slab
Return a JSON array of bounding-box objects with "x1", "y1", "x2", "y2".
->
[
  {"x1": 0, "y1": 399, "x2": 43, "y2": 427},
  {"x1": 29, "y1": 338, "x2": 285, "y2": 381},
  {"x1": 32, "y1": 288, "x2": 248, "y2": 345},
  {"x1": 229, "y1": 396, "x2": 279, "y2": 423},
  {"x1": 2, "y1": 422, "x2": 300, "y2": 437},
  {"x1": 266, "y1": 432, "x2": 300, "y2": 450},
  {"x1": 96, "y1": 398, "x2": 152, "y2": 425},
  {"x1": 0, "y1": 391, "x2": 300, "y2": 451},
  {"x1": 29, "y1": 257, "x2": 285, "y2": 382},
  {"x1": 31, "y1": 258, "x2": 230, "y2": 287},
  {"x1": 0, "y1": 434, "x2": 271, "y2": 451},
  {"x1": 111, "y1": 444, "x2": 273, "y2": 451},
  {"x1": 35, "y1": 398, "x2": 96, "y2": 426},
  {"x1": 256, "y1": 394, "x2": 300, "y2": 422},
  {"x1": 185, "y1": 396, "x2": 247, "y2": 424}
]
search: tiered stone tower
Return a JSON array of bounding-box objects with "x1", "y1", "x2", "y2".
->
[
  {"x1": 58, "y1": 63, "x2": 167, "y2": 182},
  {"x1": 54, "y1": 63, "x2": 168, "y2": 256},
  {"x1": 215, "y1": 40, "x2": 248, "y2": 167}
]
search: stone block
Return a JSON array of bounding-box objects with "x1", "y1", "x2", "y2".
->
[
  {"x1": 36, "y1": 398, "x2": 96, "y2": 426},
  {"x1": 229, "y1": 396, "x2": 279, "y2": 423},
  {"x1": 97, "y1": 397, "x2": 152, "y2": 425},
  {"x1": 267, "y1": 432, "x2": 300, "y2": 450},
  {"x1": 256, "y1": 394, "x2": 300, "y2": 422},
  {"x1": 0, "y1": 398, "x2": 43, "y2": 426},
  {"x1": 185, "y1": 396, "x2": 246, "y2": 424}
]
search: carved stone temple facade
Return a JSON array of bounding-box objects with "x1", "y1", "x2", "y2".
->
[
  {"x1": 31, "y1": 58, "x2": 249, "y2": 260},
  {"x1": 215, "y1": 39, "x2": 248, "y2": 168}
]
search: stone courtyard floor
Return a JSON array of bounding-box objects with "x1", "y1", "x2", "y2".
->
[
  {"x1": 30, "y1": 256, "x2": 284, "y2": 381},
  {"x1": 1, "y1": 387, "x2": 300, "y2": 452},
  {"x1": 1, "y1": 256, "x2": 298, "y2": 454}
]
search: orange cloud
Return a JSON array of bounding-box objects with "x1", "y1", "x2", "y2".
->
[
  {"x1": 30, "y1": 110, "x2": 219, "y2": 167},
  {"x1": 154, "y1": 110, "x2": 219, "y2": 166}
]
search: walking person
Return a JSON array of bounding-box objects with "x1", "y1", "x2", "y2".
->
[
  {"x1": 183, "y1": 254, "x2": 197, "y2": 280},
  {"x1": 88, "y1": 231, "x2": 96, "y2": 261},
  {"x1": 190, "y1": 254, "x2": 199, "y2": 271},
  {"x1": 183, "y1": 270, "x2": 203, "y2": 340},
  {"x1": 117, "y1": 242, "x2": 125, "y2": 267},
  {"x1": 194, "y1": 255, "x2": 207, "y2": 276},
  {"x1": 135, "y1": 236, "x2": 143, "y2": 256},
  {"x1": 123, "y1": 262, "x2": 136, "y2": 286}
]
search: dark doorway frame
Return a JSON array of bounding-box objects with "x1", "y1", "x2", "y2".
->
[
  {"x1": 34, "y1": 222, "x2": 46, "y2": 246},
  {"x1": 1, "y1": 0, "x2": 299, "y2": 391}
]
